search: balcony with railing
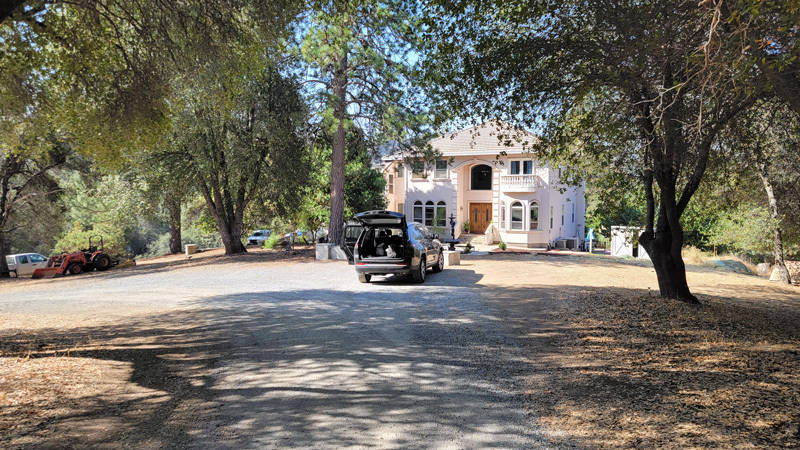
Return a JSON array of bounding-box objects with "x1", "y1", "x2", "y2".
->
[{"x1": 500, "y1": 174, "x2": 544, "y2": 192}]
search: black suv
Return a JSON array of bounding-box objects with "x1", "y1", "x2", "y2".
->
[{"x1": 345, "y1": 210, "x2": 444, "y2": 283}]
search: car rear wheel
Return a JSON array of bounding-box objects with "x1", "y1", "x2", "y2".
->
[
  {"x1": 358, "y1": 273, "x2": 371, "y2": 283},
  {"x1": 432, "y1": 250, "x2": 444, "y2": 273},
  {"x1": 411, "y1": 256, "x2": 426, "y2": 283}
]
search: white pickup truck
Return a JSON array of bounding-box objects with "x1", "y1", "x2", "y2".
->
[{"x1": 5, "y1": 253, "x2": 49, "y2": 277}]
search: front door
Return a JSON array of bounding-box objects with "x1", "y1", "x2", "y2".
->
[{"x1": 469, "y1": 203, "x2": 492, "y2": 234}]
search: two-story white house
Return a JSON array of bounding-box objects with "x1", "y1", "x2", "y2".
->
[{"x1": 381, "y1": 121, "x2": 585, "y2": 249}]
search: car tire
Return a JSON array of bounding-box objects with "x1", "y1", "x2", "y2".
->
[
  {"x1": 411, "y1": 256, "x2": 426, "y2": 283},
  {"x1": 67, "y1": 263, "x2": 82, "y2": 275},
  {"x1": 432, "y1": 250, "x2": 444, "y2": 273},
  {"x1": 358, "y1": 273, "x2": 371, "y2": 283}
]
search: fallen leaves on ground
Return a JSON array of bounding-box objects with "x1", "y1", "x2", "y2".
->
[{"x1": 532, "y1": 289, "x2": 800, "y2": 448}]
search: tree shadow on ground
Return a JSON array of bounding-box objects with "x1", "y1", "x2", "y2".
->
[
  {"x1": 1, "y1": 268, "x2": 546, "y2": 448},
  {"x1": 2, "y1": 265, "x2": 799, "y2": 448}
]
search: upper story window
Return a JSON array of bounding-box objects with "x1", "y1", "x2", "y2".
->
[
  {"x1": 395, "y1": 163, "x2": 403, "y2": 178},
  {"x1": 387, "y1": 174, "x2": 394, "y2": 194},
  {"x1": 470, "y1": 164, "x2": 492, "y2": 190},
  {"x1": 510, "y1": 160, "x2": 534, "y2": 175},
  {"x1": 411, "y1": 160, "x2": 426, "y2": 179},
  {"x1": 510, "y1": 202, "x2": 523, "y2": 230},
  {"x1": 523, "y1": 160, "x2": 533, "y2": 174},
  {"x1": 435, "y1": 160, "x2": 449, "y2": 179}
]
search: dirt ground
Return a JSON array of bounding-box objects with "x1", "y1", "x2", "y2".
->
[
  {"x1": 1, "y1": 250, "x2": 799, "y2": 448},
  {"x1": 476, "y1": 254, "x2": 800, "y2": 448}
]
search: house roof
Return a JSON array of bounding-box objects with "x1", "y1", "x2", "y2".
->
[
  {"x1": 429, "y1": 120, "x2": 538, "y2": 157},
  {"x1": 380, "y1": 120, "x2": 539, "y2": 162}
]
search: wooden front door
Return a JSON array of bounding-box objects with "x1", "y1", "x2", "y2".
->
[{"x1": 469, "y1": 203, "x2": 492, "y2": 234}]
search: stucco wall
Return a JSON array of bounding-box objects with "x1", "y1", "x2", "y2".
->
[{"x1": 394, "y1": 152, "x2": 585, "y2": 247}]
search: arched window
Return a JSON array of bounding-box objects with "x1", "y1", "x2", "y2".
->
[
  {"x1": 530, "y1": 202, "x2": 539, "y2": 230},
  {"x1": 500, "y1": 202, "x2": 506, "y2": 229},
  {"x1": 510, "y1": 201, "x2": 523, "y2": 230},
  {"x1": 436, "y1": 201, "x2": 447, "y2": 227},
  {"x1": 425, "y1": 201, "x2": 435, "y2": 226},
  {"x1": 413, "y1": 201, "x2": 423, "y2": 223},
  {"x1": 470, "y1": 164, "x2": 492, "y2": 190}
]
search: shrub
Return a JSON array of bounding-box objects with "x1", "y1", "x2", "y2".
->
[
  {"x1": 54, "y1": 224, "x2": 127, "y2": 256},
  {"x1": 463, "y1": 220, "x2": 471, "y2": 233},
  {"x1": 182, "y1": 225, "x2": 223, "y2": 250},
  {"x1": 464, "y1": 242, "x2": 473, "y2": 254},
  {"x1": 263, "y1": 233, "x2": 283, "y2": 249},
  {"x1": 138, "y1": 232, "x2": 171, "y2": 258},
  {"x1": 499, "y1": 241, "x2": 507, "y2": 251}
]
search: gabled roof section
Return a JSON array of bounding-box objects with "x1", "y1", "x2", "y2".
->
[{"x1": 429, "y1": 120, "x2": 538, "y2": 156}]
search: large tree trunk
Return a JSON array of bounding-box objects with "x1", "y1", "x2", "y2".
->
[
  {"x1": 640, "y1": 229, "x2": 697, "y2": 303},
  {"x1": 759, "y1": 171, "x2": 792, "y2": 284},
  {"x1": 212, "y1": 205, "x2": 246, "y2": 255},
  {"x1": 219, "y1": 224, "x2": 246, "y2": 255},
  {"x1": 639, "y1": 171, "x2": 699, "y2": 304},
  {"x1": 167, "y1": 199, "x2": 182, "y2": 254},
  {"x1": 327, "y1": 53, "x2": 348, "y2": 246},
  {"x1": 0, "y1": 232, "x2": 10, "y2": 278},
  {"x1": 198, "y1": 183, "x2": 247, "y2": 255}
]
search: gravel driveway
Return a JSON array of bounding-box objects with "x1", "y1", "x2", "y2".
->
[{"x1": 1, "y1": 257, "x2": 547, "y2": 448}]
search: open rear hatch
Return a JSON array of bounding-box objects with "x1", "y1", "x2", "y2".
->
[
  {"x1": 353, "y1": 211, "x2": 409, "y2": 263},
  {"x1": 354, "y1": 210, "x2": 406, "y2": 227}
]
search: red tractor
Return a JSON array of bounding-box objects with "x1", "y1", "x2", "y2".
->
[{"x1": 32, "y1": 235, "x2": 117, "y2": 279}]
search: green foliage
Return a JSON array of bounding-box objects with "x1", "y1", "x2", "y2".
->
[
  {"x1": 298, "y1": 1, "x2": 428, "y2": 144},
  {"x1": 162, "y1": 58, "x2": 308, "y2": 253},
  {"x1": 463, "y1": 221, "x2": 470, "y2": 233},
  {"x1": 54, "y1": 223, "x2": 127, "y2": 256},
  {"x1": 181, "y1": 224, "x2": 223, "y2": 250},
  {"x1": 263, "y1": 233, "x2": 283, "y2": 249},
  {"x1": 708, "y1": 204, "x2": 775, "y2": 255},
  {"x1": 585, "y1": 188, "x2": 644, "y2": 239},
  {"x1": 293, "y1": 128, "x2": 386, "y2": 228},
  {"x1": 498, "y1": 241, "x2": 507, "y2": 251}
]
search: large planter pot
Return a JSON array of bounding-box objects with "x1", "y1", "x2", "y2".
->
[{"x1": 315, "y1": 243, "x2": 349, "y2": 261}]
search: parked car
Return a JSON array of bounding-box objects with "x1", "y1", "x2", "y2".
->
[
  {"x1": 247, "y1": 229, "x2": 271, "y2": 246},
  {"x1": 5, "y1": 253, "x2": 49, "y2": 277},
  {"x1": 281, "y1": 230, "x2": 310, "y2": 245},
  {"x1": 347, "y1": 210, "x2": 444, "y2": 283}
]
